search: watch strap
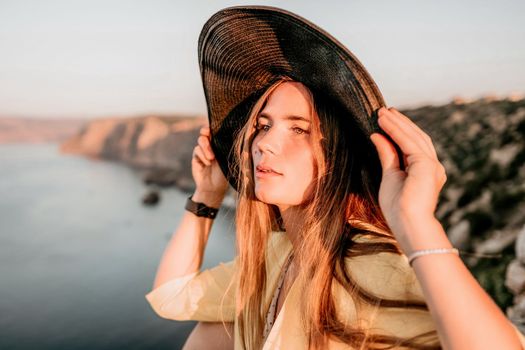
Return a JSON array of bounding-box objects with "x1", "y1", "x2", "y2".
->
[{"x1": 185, "y1": 195, "x2": 219, "y2": 219}]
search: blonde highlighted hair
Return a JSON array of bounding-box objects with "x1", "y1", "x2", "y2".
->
[{"x1": 229, "y1": 77, "x2": 440, "y2": 349}]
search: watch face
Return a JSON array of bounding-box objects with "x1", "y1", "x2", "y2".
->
[{"x1": 196, "y1": 202, "x2": 209, "y2": 215}]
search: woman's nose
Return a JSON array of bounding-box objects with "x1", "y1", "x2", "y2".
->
[{"x1": 255, "y1": 129, "x2": 281, "y2": 155}]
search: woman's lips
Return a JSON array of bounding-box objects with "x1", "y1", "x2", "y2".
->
[
  {"x1": 255, "y1": 169, "x2": 282, "y2": 178},
  {"x1": 255, "y1": 164, "x2": 282, "y2": 178}
]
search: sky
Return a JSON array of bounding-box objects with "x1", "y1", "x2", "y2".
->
[{"x1": 0, "y1": 0, "x2": 524, "y2": 119}]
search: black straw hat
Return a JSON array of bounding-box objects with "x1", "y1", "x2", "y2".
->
[{"x1": 198, "y1": 5, "x2": 397, "y2": 191}]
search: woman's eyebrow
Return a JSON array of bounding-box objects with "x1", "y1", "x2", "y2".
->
[{"x1": 258, "y1": 112, "x2": 311, "y2": 123}]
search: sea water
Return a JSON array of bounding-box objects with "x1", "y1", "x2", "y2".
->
[{"x1": 0, "y1": 143, "x2": 236, "y2": 350}]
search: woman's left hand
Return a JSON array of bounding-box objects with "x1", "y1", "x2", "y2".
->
[{"x1": 370, "y1": 107, "x2": 448, "y2": 252}]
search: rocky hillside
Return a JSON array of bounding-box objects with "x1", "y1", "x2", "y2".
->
[
  {"x1": 60, "y1": 115, "x2": 207, "y2": 192},
  {"x1": 404, "y1": 97, "x2": 525, "y2": 246}
]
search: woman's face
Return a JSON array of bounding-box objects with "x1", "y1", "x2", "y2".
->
[{"x1": 251, "y1": 81, "x2": 317, "y2": 211}]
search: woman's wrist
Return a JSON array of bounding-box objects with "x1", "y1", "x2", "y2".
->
[
  {"x1": 191, "y1": 189, "x2": 226, "y2": 208},
  {"x1": 397, "y1": 216, "x2": 454, "y2": 256}
]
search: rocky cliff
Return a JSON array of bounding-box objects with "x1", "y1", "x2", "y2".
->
[{"x1": 60, "y1": 115, "x2": 207, "y2": 192}]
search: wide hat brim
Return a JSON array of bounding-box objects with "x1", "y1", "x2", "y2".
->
[{"x1": 198, "y1": 5, "x2": 391, "y2": 191}]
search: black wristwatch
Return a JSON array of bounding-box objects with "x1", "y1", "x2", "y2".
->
[{"x1": 185, "y1": 195, "x2": 219, "y2": 219}]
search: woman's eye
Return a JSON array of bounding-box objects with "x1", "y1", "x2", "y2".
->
[
  {"x1": 255, "y1": 122, "x2": 308, "y2": 135},
  {"x1": 256, "y1": 123, "x2": 270, "y2": 131},
  {"x1": 293, "y1": 127, "x2": 309, "y2": 135}
]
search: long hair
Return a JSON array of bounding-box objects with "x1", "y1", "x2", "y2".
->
[{"x1": 231, "y1": 76, "x2": 440, "y2": 349}]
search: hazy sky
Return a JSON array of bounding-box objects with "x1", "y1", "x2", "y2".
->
[{"x1": 1, "y1": 0, "x2": 524, "y2": 118}]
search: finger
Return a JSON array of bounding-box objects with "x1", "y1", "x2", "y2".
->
[
  {"x1": 198, "y1": 135, "x2": 215, "y2": 160},
  {"x1": 378, "y1": 108, "x2": 430, "y2": 158},
  {"x1": 193, "y1": 153, "x2": 207, "y2": 168},
  {"x1": 370, "y1": 132, "x2": 402, "y2": 173},
  {"x1": 192, "y1": 147, "x2": 205, "y2": 168},
  {"x1": 387, "y1": 108, "x2": 438, "y2": 159},
  {"x1": 380, "y1": 107, "x2": 431, "y2": 158},
  {"x1": 200, "y1": 126, "x2": 211, "y2": 137},
  {"x1": 193, "y1": 146, "x2": 211, "y2": 166}
]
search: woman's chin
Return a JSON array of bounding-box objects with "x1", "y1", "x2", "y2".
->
[
  {"x1": 254, "y1": 188, "x2": 281, "y2": 204},
  {"x1": 254, "y1": 190, "x2": 301, "y2": 208},
  {"x1": 254, "y1": 192, "x2": 275, "y2": 205}
]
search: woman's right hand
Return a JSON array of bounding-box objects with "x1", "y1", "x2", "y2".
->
[{"x1": 191, "y1": 126, "x2": 229, "y2": 204}]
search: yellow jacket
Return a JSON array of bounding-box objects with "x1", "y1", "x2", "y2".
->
[{"x1": 145, "y1": 231, "x2": 525, "y2": 349}]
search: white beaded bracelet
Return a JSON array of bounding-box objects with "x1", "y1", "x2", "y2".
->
[{"x1": 407, "y1": 248, "x2": 459, "y2": 267}]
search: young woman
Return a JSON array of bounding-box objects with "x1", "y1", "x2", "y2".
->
[{"x1": 145, "y1": 6, "x2": 525, "y2": 350}]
